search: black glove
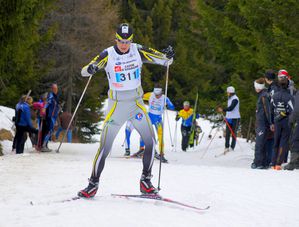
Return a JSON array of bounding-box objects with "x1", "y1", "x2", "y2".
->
[
  {"x1": 175, "y1": 115, "x2": 180, "y2": 121},
  {"x1": 162, "y1": 45, "x2": 175, "y2": 59},
  {"x1": 87, "y1": 63, "x2": 99, "y2": 75}
]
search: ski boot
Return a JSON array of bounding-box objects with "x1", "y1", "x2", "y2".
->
[
  {"x1": 140, "y1": 174, "x2": 158, "y2": 194},
  {"x1": 124, "y1": 148, "x2": 130, "y2": 156},
  {"x1": 132, "y1": 148, "x2": 145, "y2": 158},
  {"x1": 284, "y1": 152, "x2": 299, "y2": 171},
  {"x1": 78, "y1": 178, "x2": 99, "y2": 198},
  {"x1": 155, "y1": 152, "x2": 168, "y2": 163},
  {"x1": 41, "y1": 146, "x2": 52, "y2": 152}
]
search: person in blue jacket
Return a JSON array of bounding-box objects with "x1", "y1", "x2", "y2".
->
[
  {"x1": 127, "y1": 87, "x2": 175, "y2": 163},
  {"x1": 15, "y1": 96, "x2": 38, "y2": 154},
  {"x1": 41, "y1": 84, "x2": 60, "y2": 152}
]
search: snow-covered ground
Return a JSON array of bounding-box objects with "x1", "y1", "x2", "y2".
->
[{"x1": 1, "y1": 106, "x2": 299, "y2": 227}]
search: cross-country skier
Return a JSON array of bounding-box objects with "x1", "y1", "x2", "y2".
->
[
  {"x1": 175, "y1": 101, "x2": 199, "y2": 151},
  {"x1": 78, "y1": 23, "x2": 174, "y2": 198},
  {"x1": 124, "y1": 120, "x2": 145, "y2": 156},
  {"x1": 251, "y1": 78, "x2": 273, "y2": 169},
  {"x1": 134, "y1": 87, "x2": 175, "y2": 162}
]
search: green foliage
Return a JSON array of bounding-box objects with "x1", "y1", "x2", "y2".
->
[
  {"x1": 120, "y1": 0, "x2": 299, "y2": 136},
  {"x1": 196, "y1": 0, "x2": 299, "y2": 134},
  {"x1": 121, "y1": 0, "x2": 223, "y2": 111},
  {"x1": 0, "y1": 0, "x2": 56, "y2": 107}
]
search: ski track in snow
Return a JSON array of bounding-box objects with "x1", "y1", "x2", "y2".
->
[{"x1": 1, "y1": 106, "x2": 299, "y2": 227}]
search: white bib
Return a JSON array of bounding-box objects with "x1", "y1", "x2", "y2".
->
[
  {"x1": 149, "y1": 93, "x2": 165, "y2": 115},
  {"x1": 105, "y1": 43, "x2": 143, "y2": 91},
  {"x1": 226, "y1": 95, "x2": 241, "y2": 119}
]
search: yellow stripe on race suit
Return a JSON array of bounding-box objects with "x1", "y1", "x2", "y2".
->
[
  {"x1": 156, "y1": 123, "x2": 164, "y2": 155},
  {"x1": 143, "y1": 92, "x2": 151, "y2": 101},
  {"x1": 143, "y1": 49, "x2": 165, "y2": 59},
  {"x1": 92, "y1": 101, "x2": 118, "y2": 174},
  {"x1": 96, "y1": 55, "x2": 108, "y2": 69},
  {"x1": 139, "y1": 50, "x2": 153, "y2": 62}
]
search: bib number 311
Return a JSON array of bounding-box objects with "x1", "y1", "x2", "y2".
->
[{"x1": 116, "y1": 69, "x2": 140, "y2": 82}]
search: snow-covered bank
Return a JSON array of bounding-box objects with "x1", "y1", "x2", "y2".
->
[
  {"x1": 1, "y1": 142, "x2": 299, "y2": 227},
  {"x1": 1, "y1": 107, "x2": 299, "y2": 227}
]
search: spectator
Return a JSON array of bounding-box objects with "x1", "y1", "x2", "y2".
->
[
  {"x1": 271, "y1": 72, "x2": 294, "y2": 170},
  {"x1": 12, "y1": 95, "x2": 27, "y2": 152},
  {"x1": 55, "y1": 110, "x2": 73, "y2": 143},
  {"x1": 32, "y1": 93, "x2": 47, "y2": 150},
  {"x1": 251, "y1": 78, "x2": 273, "y2": 169},
  {"x1": 14, "y1": 96, "x2": 38, "y2": 154},
  {"x1": 264, "y1": 70, "x2": 279, "y2": 167},
  {"x1": 278, "y1": 69, "x2": 296, "y2": 96},
  {"x1": 41, "y1": 84, "x2": 59, "y2": 152},
  {"x1": 285, "y1": 91, "x2": 299, "y2": 170},
  {"x1": 217, "y1": 86, "x2": 241, "y2": 153}
]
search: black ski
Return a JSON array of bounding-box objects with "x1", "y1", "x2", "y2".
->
[{"x1": 111, "y1": 193, "x2": 210, "y2": 211}]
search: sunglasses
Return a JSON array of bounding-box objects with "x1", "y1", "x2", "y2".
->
[{"x1": 117, "y1": 39, "x2": 132, "y2": 44}]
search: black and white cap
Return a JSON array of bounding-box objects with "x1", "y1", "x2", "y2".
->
[{"x1": 116, "y1": 23, "x2": 133, "y2": 41}]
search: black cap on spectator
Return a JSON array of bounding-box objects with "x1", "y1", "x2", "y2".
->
[{"x1": 265, "y1": 70, "x2": 276, "y2": 80}]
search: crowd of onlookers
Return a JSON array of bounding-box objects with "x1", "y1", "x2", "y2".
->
[
  {"x1": 252, "y1": 69, "x2": 299, "y2": 171},
  {"x1": 216, "y1": 69, "x2": 299, "y2": 171},
  {"x1": 12, "y1": 84, "x2": 73, "y2": 154},
  {"x1": 10, "y1": 70, "x2": 299, "y2": 171}
]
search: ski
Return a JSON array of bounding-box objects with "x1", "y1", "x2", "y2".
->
[
  {"x1": 111, "y1": 193, "x2": 210, "y2": 211},
  {"x1": 189, "y1": 92, "x2": 199, "y2": 147},
  {"x1": 30, "y1": 196, "x2": 81, "y2": 205},
  {"x1": 214, "y1": 150, "x2": 230, "y2": 158}
]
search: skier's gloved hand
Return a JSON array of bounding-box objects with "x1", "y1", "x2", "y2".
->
[
  {"x1": 162, "y1": 45, "x2": 175, "y2": 59},
  {"x1": 175, "y1": 115, "x2": 180, "y2": 121},
  {"x1": 87, "y1": 63, "x2": 99, "y2": 75}
]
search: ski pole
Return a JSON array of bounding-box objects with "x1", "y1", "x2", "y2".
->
[
  {"x1": 198, "y1": 132, "x2": 205, "y2": 146},
  {"x1": 200, "y1": 126, "x2": 219, "y2": 159},
  {"x1": 121, "y1": 137, "x2": 126, "y2": 147},
  {"x1": 25, "y1": 89, "x2": 32, "y2": 101},
  {"x1": 166, "y1": 110, "x2": 174, "y2": 147},
  {"x1": 221, "y1": 113, "x2": 244, "y2": 152},
  {"x1": 173, "y1": 117, "x2": 178, "y2": 152},
  {"x1": 158, "y1": 62, "x2": 170, "y2": 191},
  {"x1": 56, "y1": 75, "x2": 93, "y2": 153},
  {"x1": 222, "y1": 115, "x2": 236, "y2": 140}
]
